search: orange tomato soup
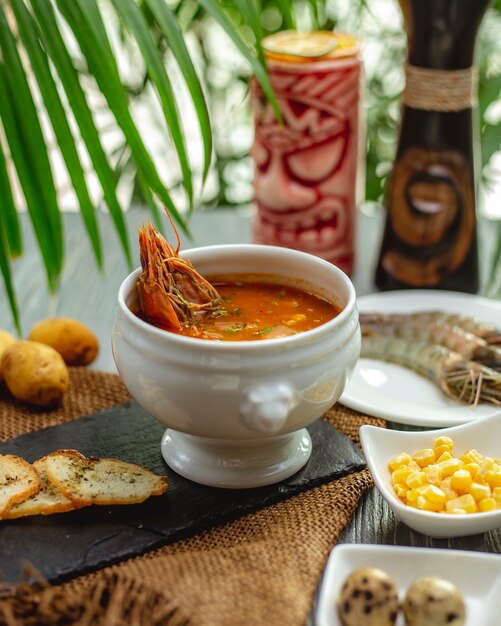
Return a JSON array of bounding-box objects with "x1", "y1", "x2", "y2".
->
[{"x1": 167, "y1": 277, "x2": 341, "y2": 341}]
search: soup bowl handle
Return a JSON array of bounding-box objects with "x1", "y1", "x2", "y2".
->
[{"x1": 239, "y1": 383, "x2": 297, "y2": 435}]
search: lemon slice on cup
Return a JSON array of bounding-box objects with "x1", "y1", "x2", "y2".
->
[{"x1": 262, "y1": 30, "x2": 359, "y2": 63}]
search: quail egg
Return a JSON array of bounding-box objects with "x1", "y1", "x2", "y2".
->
[
  {"x1": 403, "y1": 576, "x2": 465, "y2": 626},
  {"x1": 337, "y1": 567, "x2": 399, "y2": 626}
]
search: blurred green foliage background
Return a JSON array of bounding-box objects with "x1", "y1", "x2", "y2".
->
[{"x1": 0, "y1": 0, "x2": 500, "y2": 330}]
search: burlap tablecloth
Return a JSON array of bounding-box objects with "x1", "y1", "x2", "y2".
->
[{"x1": 0, "y1": 368, "x2": 385, "y2": 626}]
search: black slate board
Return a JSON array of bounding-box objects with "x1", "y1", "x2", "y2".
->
[{"x1": 0, "y1": 401, "x2": 364, "y2": 584}]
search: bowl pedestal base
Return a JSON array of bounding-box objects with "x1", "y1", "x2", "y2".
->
[{"x1": 161, "y1": 428, "x2": 312, "y2": 488}]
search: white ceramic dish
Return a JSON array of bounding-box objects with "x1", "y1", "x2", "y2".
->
[
  {"x1": 360, "y1": 412, "x2": 501, "y2": 538},
  {"x1": 112, "y1": 244, "x2": 360, "y2": 489},
  {"x1": 340, "y1": 289, "x2": 501, "y2": 427},
  {"x1": 316, "y1": 543, "x2": 501, "y2": 626}
]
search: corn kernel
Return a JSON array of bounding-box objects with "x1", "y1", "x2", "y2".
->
[
  {"x1": 436, "y1": 450, "x2": 452, "y2": 463},
  {"x1": 463, "y1": 462, "x2": 480, "y2": 478},
  {"x1": 424, "y1": 464, "x2": 441, "y2": 486},
  {"x1": 285, "y1": 314, "x2": 307, "y2": 326},
  {"x1": 434, "y1": 436, "x2": 454, "y2": 449},
  {"x1": 416, "y1": 495, "x2": 444, "y2": 512},
  {"x1": 413, "y1": 448, "x2": 436, "y2": 468},
  {"x1": 439, "y1": 477, "x2": 458, "y2": 500},
  {"x1": 392, "y1": 467, "x2": 414, "y2": 485},
  {"x1": 406, "y1": 471, "x2": 427, "y2": 489},
  {"x1": 388, "y1": 439, "x2": 501, "y2": 516},
  {"x1": 406, "y1": 486, "x2": 427, "y2": 502},
  {"x1": 450, "y1": 469, "x2": 473, "y2": 494},
  {"x1": 393, "y1": 484, "x2": 408, "y2": 499},
  {"x1": 445, "y1": 494, "x2": 477, "y2": 513},
  {"x1": 438, "y1": 458, "x2": 462, "y2": 479},
  {"x1": 434, "y1": 444, "x2": 452, "y2": 458},
  {"x1": 460, "y1": 449, "x2": 483, "y2": 464},
  {"x1": 485, "y1": 470, "x2": 501, "y2": 487},
  {"x1": 478, "y1": 497, "x2": 497, "y2": 512},
  {"x1": 476, "y1": 458, "x2": 495, "y2": 480},
  {"x1": 388, "y1": 452, "x2": 412, "y2": 471},
  {"x1": 469, "y1": 482, "x2": 491, "y2": 501},
  {"x1": 422, "y1": 484, "x2": 446, "y2": 504},
  {"x1": 408, "y1": 459, "x2": 422, "y2": 471}
]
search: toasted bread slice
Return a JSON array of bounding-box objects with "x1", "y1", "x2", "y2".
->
[
  {"x1": 4, "y1": 451, "x2": 85, "y2": 519},
  {"x1": 45, "y1": 451, "x2": 168, "y2": 507},
  {"x1": 0, "y1": 454, "x2": 41, "y2": 518}
]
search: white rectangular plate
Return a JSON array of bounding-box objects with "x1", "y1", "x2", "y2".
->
[{"x1": 315, "y1": 544, "x2": 501, "y2": 626}]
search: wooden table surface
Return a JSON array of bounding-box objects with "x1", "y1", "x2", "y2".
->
[{"x1": 2, "y1": 205, "x2": 501, "y2": 573}]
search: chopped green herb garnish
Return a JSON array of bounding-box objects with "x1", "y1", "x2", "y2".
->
[
  {"x1": 253, "y1": 325, "x2": 278, "y2": 335},
  {"x1": 223, "y1": 323, "x2": 248, "y2": 334},
  {"x1": 211, "y1": 308, "x2": 228, "y2": 317}
]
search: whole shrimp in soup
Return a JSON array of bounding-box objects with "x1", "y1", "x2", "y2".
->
[{"x1": 137, "y1": 214, "x2": 223, "y2": 331}]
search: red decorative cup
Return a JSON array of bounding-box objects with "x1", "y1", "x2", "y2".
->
[{"x1": 251, "y1": 31, "x2": 364, "y2": 276}]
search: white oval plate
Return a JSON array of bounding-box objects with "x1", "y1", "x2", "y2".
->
[
  {"x1": 359, "y1": 413, "x2": 501, "y2": 538},
  {"x1": 316, "y1": 544, "x2": 501, "y2": 626},
  {"x1": 340, "y1": 290, "x2": 501, "y2": 427}
]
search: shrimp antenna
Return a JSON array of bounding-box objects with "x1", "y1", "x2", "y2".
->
[{"x1": 164, "y1": 208, "x2": 181, "y2": 255}]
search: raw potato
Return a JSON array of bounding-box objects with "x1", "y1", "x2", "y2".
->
[
  {"x1": 1, "y1": 340, "x2": 69, "y2": 407},
  {"x1": 28, "y1": 318, "x2": 99, "y2": 366},
  {"x1": 403, "y1": 577, "x2": 465, "y2": 626},
  {"x1": 0, "y1": 330, "x2": 16, "y2": 382},
  {"x1": 337, "y1": 567, "x2": 399, "y2": 626}
]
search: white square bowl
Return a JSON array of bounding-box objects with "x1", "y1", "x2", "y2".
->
[
  {"x1": 360, "y1": 412, "x2": 501, "y2": 538},
  {"x1": 316, "y1": 544, "x2": 501, "y2": 626}
]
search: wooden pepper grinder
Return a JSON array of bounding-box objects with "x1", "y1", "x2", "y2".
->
[{"x1": 375, "y1": 0, "x2": 492, "y2": 293}]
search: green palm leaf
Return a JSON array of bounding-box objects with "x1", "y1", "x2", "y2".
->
[
  {"x1": 232, "y1": 0, "x2": 266, "y2": 66},
  {"x1": 55, "y1": 0, "x2": 188, "y2": 235},
  {"x1": 0, "y1": 64, "x2": 58, "y2": 291},
  {"x1": 145, "y1": 0, "x2": 213, "y2": 187},
  {"x1": 0, "y1": 141, "x2": 21, "y2": 334},
  {"x1": 11, "y1": 0, "x2": 103, "y2": 269},
  {"x1": 31, "y1": 0, "x2": 132, "y2": 267},
  {"x1": 0, "y1": 5, "x2": 63, "y2": 279},
  {"x1": 275, "y1": 0, "x2": 296, "y2": 29},
  {"x1": 0, "y1": 222, "x2": 20, "y2": 335},
  {"x1": 112, "y1": 0, "x2": 194, "y2": 206},
  {"x1": 198, "y1": 0, "x2": 282, "y2": 122},
  {"x1": 0, "y1": 140, "x2": 22, "y2": 259}
]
